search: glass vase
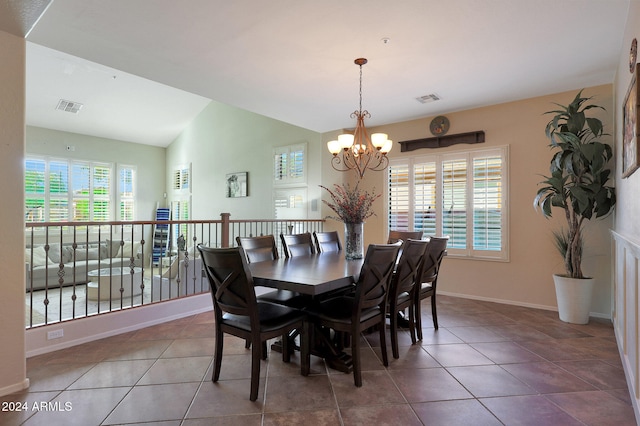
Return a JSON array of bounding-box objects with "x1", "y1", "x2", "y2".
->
[{"x1": 344, "y1": 222, "x2": 364, "y2": 260}]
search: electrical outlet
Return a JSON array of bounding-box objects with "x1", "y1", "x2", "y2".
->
[{"x1": 47, "y1": 329, "x2": 64, "y2": 340}]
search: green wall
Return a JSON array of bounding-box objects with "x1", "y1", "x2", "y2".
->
[
  {"x1": 166, "y1": 100, "x2": 323, "y2": 220},
  {"x1": 26, "y1": 126, "x2": 166, "y2": 220}
]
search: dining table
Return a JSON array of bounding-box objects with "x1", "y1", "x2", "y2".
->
[{"x1": 249, "y1": 251, "x2": 365, "y2": 372}]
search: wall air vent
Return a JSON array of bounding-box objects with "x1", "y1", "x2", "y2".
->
[
  {"x1": 56, "y1": 99, "x2": 83, "y2": 114},
  {"x1": 416, "y1": 94, "x2": 441, "y2": 104}
]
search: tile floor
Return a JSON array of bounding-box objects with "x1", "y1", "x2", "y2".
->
[{"x1": 2, "y1": 295, "x2": 637, "y2": 425}]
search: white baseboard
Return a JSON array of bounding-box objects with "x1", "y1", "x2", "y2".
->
[
  {"x1": 26, "y1": 294, "x2": 212, "y2": 358},
  {"x1": 0, "y1": 379, "x2": 29, "y2": 398},
  {"x1": 438, "y1": 291, "x2": 611, "y2": 320}
]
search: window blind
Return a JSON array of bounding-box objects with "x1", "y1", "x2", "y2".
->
[{"x1": 387, "y1": 146, "x2": 508, "y2": 261}]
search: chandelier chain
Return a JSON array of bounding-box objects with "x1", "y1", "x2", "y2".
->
[{"x1": 359, "y1": 63, "x2": 363, "y2": 114}]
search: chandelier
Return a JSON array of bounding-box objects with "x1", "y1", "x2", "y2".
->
[{"x1": 327, "y1": 58, "x2": 392, "y2": 179}]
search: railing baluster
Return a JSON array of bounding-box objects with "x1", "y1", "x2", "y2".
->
[{"x1": 24, "y1": 215, "x2": 324, "y2": 329}]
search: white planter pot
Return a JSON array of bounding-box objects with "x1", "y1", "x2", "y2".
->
[{"x1": 553, "y1": 274, "x2": 595, "y2": 324}]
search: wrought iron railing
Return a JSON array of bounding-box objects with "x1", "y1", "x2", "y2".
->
[{"x1": 25, "y1": 213, "x2": 325, "y2": 329}]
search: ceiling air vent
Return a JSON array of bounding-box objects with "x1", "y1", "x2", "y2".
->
[
  {"x1": 416, "y1": 94, "x2": 441, "y2": 104},
  {"x1": 56, "y1": 99, "x2": 83, "y2": 114}
]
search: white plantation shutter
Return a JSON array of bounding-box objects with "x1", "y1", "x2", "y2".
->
[
  {"x1": 49, "y1": 161, "x2": 69, "y2": 222},
  {"x1": 92, "y1": 165, "x2": 111, "y2": 221},
  {"x1": 72, "y1": 163, "x2": 91, "y2": 221},
  {"x1": 289, "y1": 148, "x2": 304, "y2": 179},
  {"x1": 442, "y1": 157, "x2": 467, "y2": 249},
  {"x1": 170, "y1": 164, "x2": 192, "y2": 246},
  {"x1": 388, "y1": 163, "x2": 410, "y2": 230},
  {"x1": 171, "y1": 198, "x2": 191, "y2": 244},
  {"x1": 387, "y1": 146, "x2": 508, "y2": 260},
  {"x1": 119, "y1": 166, "x2": 136, "y2": 220},
  {"x1": 273, "y1": 143, "x2": 306, "y2": 185},
  {"x1": 25, "y1": 157, "x2": 132, "y2": 223},
  {"x1": 414, "y1": 161, "x2": 437, "y2": 237},
  {"x1": 273, "y1": 144, "x2": 307, "y2": 219},
  {"x1": 472, "y1": 154, "x2": 503, "y2": 252},
  {"x1": 274, "y1": 150, "x2": 287, "y2": 182},
  {"x1": 25, "y1": 159, "x2": 46, "y2": 222},
  {"x1": 173, "y1": 165, "x2": 191, "y2": 192}
]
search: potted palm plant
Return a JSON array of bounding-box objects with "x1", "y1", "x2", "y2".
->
[{"x1": 534, "y1": 90, "x2": 616, "y2": 324}]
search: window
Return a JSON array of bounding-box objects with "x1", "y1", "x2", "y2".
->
[
  {"x1": 118, "y1": 165, "x2": 136, "y2": 221},
  {"x1": 387, "y1": 146, "x2": 508, "y2": 260},
  {"x1": 273, "y1": 143, "x2": 308, "y2": 219},
  {"x1": 274, "y1": 143, "x2": 306, "y2": 185},
  {"x1": 171, "y1": 164, "x2": 192, "y2": 247},
  {"x1": 25, "y1": 157, "x2": 136, "y2": 222}
]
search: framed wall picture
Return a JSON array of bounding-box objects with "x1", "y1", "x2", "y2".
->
[
  {"x1": 226, "y1": 172, "x2": 248, "y2": 198},
  {"x1": 623, "y1": 68, "x2": 640, "y2": 178}
]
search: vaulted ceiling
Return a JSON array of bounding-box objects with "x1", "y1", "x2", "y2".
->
[{"x1": 1, "y1": 0, "x2": 631, "y2": 147}]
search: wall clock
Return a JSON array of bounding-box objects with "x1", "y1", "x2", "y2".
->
[
  {"x1": 430, "y1": 116, "x2": 450, "y2": 136},
  {"x1": 630, "y1": 38, "x2": 637, "y2": 73}
]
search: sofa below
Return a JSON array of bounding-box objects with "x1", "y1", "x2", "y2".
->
[{"x1": 26, "y1": 240, "x2": 143, "y2": 292}]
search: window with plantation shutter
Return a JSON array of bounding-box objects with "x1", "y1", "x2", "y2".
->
[
  {"x1": 387, "y1": 146, "x2": 508, "y2": 261},
  {"x1": 171, "y1": 198, "x2": 191, "y2": 246},
  {"x1": 24, "y1": 156, "x2": 135, "y2": 223},
  {"x1": 170, "y1": 163, "x2": 192, "y2": 247},
  {"x1": 273, "y1": 144, "x2": 307, "y2": 219},
  {"x1": 274, "y1": 143, "x2": 306, "y2": 185},
  {"x1": 173, "y1": 165, "x2": 191, "y2": 192}
]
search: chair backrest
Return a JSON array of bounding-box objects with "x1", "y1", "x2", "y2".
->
[
  {"x1": 280, "y1": 232, "x2": 315, "y2": 258},
  {"x1": 236, "y1": 235, "x2": 279, "y2": 263},
  {"x1": 391, "y1": 239, "x2": 429, "y2": 297},
  {"x1": 313, "y1": 231, "x2": 342, "y2": 253},
  {"x1": 198, "y1": 245, "x2": 257, "y2": 321},
  {"x1": 387, "y1": 230, "x2": 424, "y2": 244},
  {"x1": 353, "y1": 244, "x2": 401, "y2": 315},
  {"x1": 418, "y1": 237, "x2": 448, "y2": 284}
]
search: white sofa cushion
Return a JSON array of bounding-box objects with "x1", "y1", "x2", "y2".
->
[
  {"x1": 117, "y1": 241, "x2": 142, "y2": 258},
  {"x1": 26, "y1": 246, "x2": 52, "y2": 267}
]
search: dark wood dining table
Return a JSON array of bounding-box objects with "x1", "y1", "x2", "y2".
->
[
  {"x1": 249, "y1": 251, "x2": 363, "y2": 296},
  {"x1": 248, "y1": 252, "x2": 365, "y2": 372}
]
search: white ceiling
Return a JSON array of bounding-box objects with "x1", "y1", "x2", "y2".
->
[{"x1": 4, "y1": 0, "x2": 633, "y2": 147}]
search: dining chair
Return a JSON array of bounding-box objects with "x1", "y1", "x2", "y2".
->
[
  {"x1": 387, "y1": 230, "x2": 424, "y2": 244},
  {"x1": 387, "y1": 239, "x2": 429, "y2": 358},
  {"x1": 280, "y1": 232, "x2": 315, "y2": 258},
  {"x1": 312, "y1": 231, "x2": 342, "y2": 253},
  {"x1": 197, "y1": 245, "x2": 310, "y2": 401},
  {"x1": 236, "y1": 234, "x2": 305, "y2": 352},
  {"x1": 236, "y1": 235, "x2": 279, "y2": 263},
  {"x1": 236, "y1": 235, "x2": 303, "y2": 305},
  {"x1": 414, "y1": 236, "x2": 448, "y2": 339},
  {"x1": 307, "y1": 243, "x2": 400, "y2": 387}
]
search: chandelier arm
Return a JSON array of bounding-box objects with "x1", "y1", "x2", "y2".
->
[{"x1": 330, "y1": 153, "x2": 361, "y2": 175}]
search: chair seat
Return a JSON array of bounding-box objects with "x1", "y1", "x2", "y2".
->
[
  {"x1": 419, "y1": 283, "x2": 433, "y2": 293},
  {"x1": 257, "y1": 289, "x2": 307, "y2": 308},
  {"x1": 308, "y1": 296, "x2": 381, "y2": 326},
  {"x1": 222, "y1": 301, "x2": 305, "y2": 333},
  {"x1": 396, "y1": 291, "x2": 411, "y2": 305}
]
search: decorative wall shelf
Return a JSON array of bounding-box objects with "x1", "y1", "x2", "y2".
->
[{"x1": 399, "y1": 131, "x2": 485, "y2": 152}]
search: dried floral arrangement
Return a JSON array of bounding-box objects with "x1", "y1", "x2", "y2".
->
[{"x1": 320, "y1": 183, "x2": 381, "y2": 223}]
